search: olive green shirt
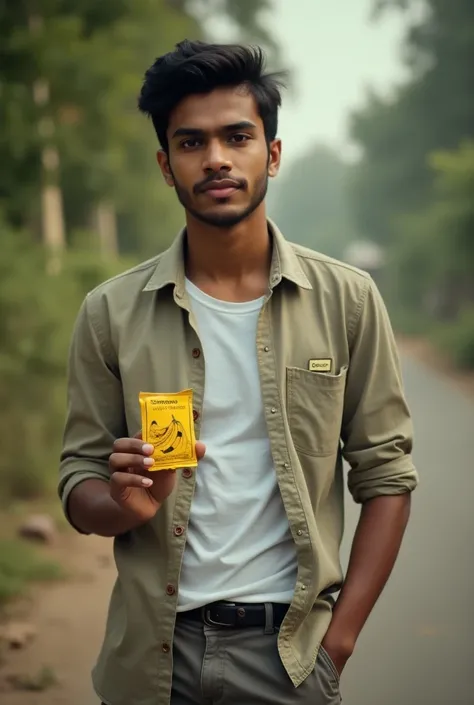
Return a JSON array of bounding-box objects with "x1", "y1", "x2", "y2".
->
[{"x1": 58, "y1": 220, "x2": 418, "y2": 705}]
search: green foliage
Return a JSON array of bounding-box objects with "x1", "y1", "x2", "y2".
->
[
  {"x1": 6, "y1": 666, "x2": 58, "y2": 693},
  {"x1": 268, "y1": 145, "x2": 356, "y2": 259},
  {"x1": 350, "y1": 1, "x2": 474, "y2": 367},
  {"x1": 0, "y1": 0, "x2": 282, "y2": 251},
  {"x1": 0, "y1": 539, "x2": 64, "y2": 606},
  {"x1": 387, "y1": 140, "x2": 474, "y2": 318},
  {"x1": 352, "y1": 0, "x2": 474, "y2": 246},
  {"x1": 0, "y1": 220, "x2": 127, "y2": 501},
  {"x1": 433, "y1": 307, "x2": 474, "y2": 370},
  {"x1": 0, "y1": 0, "x2": 284, "y2": 505}
]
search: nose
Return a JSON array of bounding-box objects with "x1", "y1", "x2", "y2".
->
[{"x1": 202, "y1": 139, "x2": 232, "y2": 174}]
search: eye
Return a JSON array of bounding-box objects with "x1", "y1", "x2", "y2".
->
[
  {"x1": 229, "y1": 133, "x2": 251, "y2": 144},
  {"x1": 181, "y1": 138, "x2": 202, "y2": 149}
]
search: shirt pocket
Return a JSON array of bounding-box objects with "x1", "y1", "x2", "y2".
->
[{"x1": 286, "y1": 365, "x2": 348, "y2": 457}]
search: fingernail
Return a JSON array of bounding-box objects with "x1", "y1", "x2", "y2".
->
[
  {"x1": 143, "y1": 457, "x2": 154, "y2": 467},
  {"x1": 142, "y1": 444, "x2": 154, "y2": 455},
  {"x1": 142, "y1": 478, "x2": 153, "y2": 487}
]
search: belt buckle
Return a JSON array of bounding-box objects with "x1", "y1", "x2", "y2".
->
[{"x1": 202, "y1": 604, "x2": 235, "y2": 628}]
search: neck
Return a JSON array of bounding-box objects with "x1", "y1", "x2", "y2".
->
[{"x1": 184, "y1": 205, "x2": 271, "y2": 283}]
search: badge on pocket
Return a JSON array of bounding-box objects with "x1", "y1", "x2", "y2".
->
[{"x1": 308, "y1": 358, "x2": 332, "y2": 373}]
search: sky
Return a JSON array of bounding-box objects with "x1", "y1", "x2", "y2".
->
[
  {"x1": 272, "y1": 0, "x2": 410, "y2": 167},
  {"x1": 208, "y1": 0, "x2": 411, "y2": 173}
]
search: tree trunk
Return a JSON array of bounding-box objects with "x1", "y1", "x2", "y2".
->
[
  {"x1": 92, "y1": 201, "x2": 119, "y2": 259},
  {"x1": 29, "y1": 12, "x2": 66, "y2": 274}
]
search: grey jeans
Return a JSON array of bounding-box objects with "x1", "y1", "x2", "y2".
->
[{"x1": 170, "y1": 613, "x2": 342, "y2": 705}]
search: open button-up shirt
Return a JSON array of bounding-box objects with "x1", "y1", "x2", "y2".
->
[{"x1": 58, "y1": 220, "x2": 418, "y2": 705}]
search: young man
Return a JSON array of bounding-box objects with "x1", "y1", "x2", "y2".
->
[{"x1": 59, "y1": 40, "x2": 418, "y2": 705}]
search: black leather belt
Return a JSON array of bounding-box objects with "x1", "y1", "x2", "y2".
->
[{"x1": 182, "y1": 601, "x2": 289, "y2": 629}]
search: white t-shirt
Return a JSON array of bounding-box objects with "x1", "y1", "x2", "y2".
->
[{"x1": 177, "y1": 278, "x2": 297, "y2": 611}]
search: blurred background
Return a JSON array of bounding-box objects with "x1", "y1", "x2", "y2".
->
[{"x1": 0, "y1": 1, "x2": 473, "y2": 704}]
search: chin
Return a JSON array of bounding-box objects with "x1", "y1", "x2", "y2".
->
[{"x1": 193, "y1": 207, "x2": 251, "y2": 228}]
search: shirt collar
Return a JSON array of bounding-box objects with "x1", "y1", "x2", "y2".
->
[{"x1": 142, "y1": 218, "x2": 312, "y2": 294}]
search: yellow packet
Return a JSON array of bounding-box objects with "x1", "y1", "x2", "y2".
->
[{"x1": 139, "y1": 389, "x2": 198, "y2": 471}]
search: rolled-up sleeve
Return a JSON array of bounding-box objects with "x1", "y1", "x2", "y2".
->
[
  {"x1": 342, "y1": 276, "x2": 419, "y2": 504},
  {"x1": 58, "y1": 293, "x2": 127, "y2": 529}
]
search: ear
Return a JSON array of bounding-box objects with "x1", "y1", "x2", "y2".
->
[
  {"x1": 157, "y1": 150, "x2": 174, "y2": 187},
  {"x1": 267, "y1": 138, "x2": 282, "y2": 179}
]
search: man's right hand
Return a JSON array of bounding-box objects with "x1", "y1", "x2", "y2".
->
[{"x1": 108, "y1": 435, "x2": 206, "y2": 523}]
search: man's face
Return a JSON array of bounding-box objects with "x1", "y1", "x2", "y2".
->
[{"x1": 157, "y1": 86, "x2": 281, "y2": 228}]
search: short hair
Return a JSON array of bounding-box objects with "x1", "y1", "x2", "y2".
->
[{"x1": 138, "y1": 39, "x2": 286, "y2": 152}]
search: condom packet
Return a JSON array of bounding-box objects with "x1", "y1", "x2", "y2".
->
[{"x1": 139, "y1": 389, "x2": 198, "y2": 471}]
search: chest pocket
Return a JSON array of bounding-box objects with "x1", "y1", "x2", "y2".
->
[{"x1": 286, "y1": 365, "x2": 348, "y2": 457}]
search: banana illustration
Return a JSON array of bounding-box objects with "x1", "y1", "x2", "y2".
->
[
  {"x1": 170, "y1": 424, "x2": 187, "y2": 455},
  {"x1": 149, "y1": 421, "x2": 169, "y2": 442},
  {"x1": 150, "y1": 415, "x2": 188, "y2": 456},
  {"x1": 151, "y1": 418, "x2": 176, "y2": 451}
]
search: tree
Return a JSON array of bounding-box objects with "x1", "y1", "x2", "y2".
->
[
  {"x1": 0, "y1": 1, "x2": 287, "y2": 502},
  {"x1": 268, "y1": 145, "x2": 356, "y2": 259},
  {"x1": 347, "y1": 0, "x2": 474, "y2": 367},
  {"x1": 1, "y1": 0, "x2": 283, "y2": 262},
  {"x1": 350, "y1": 0, "x2": 474, "y2": 246},
  {"x1": 390, "y1": 141, "x2": 474, "y2": 317}
]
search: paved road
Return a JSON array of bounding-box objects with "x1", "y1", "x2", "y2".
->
[
  {"x1": 81, "y1": 352, "x2": 473, "y2": 705},
  {"x1": 340, "y1": 354, "x2": 474, "y2": 705}
]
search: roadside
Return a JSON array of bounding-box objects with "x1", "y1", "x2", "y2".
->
[
  {"x1": 0, "y1": 529, "x2": 114, "y2": 705},
  {"x1": 397, "y1": 335, "x2": 474, "y2": 399}
]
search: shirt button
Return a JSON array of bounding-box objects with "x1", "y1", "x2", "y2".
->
[
  {"x1": 264, "y1": 346, "x2": 270, "y2": 352},
  {"x1": 283, "y1": 462, "x2": 290, "y2": 469},
  {"x1": 174, "y1": 525, "x2": 185, "y2": 537},
  {"x1": 271, "y1": 407, "x2": 277, "y2": 414},
  {"x1": 182, "y1": 468, "x2": 193, "y2": 479},
  {"x1": 192, "y1": 348, "x2": 201, "y2": 359},
  {"x1": 166, "y1": 584, "x2": 176, "y2": 596},
  {"x1": 162, "y1": 642, "x2": 171, "y2": 653},
  {"x1": 300, "y1": 585, "x2": 307, "y2": 591},
  {"x1": 297, "y1": 529, "x2": 303, "y2": 536},
  {"x1": 193, "y1": 409, "x2": 199, "y2": 422}
]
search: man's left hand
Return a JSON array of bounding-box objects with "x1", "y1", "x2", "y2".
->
[{"x1": 321, "y1": 633, "x2": 355, "y2": 677}]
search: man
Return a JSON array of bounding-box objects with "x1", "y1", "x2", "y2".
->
[{"x1": 59, "y1": 40, "x2": 418, "y2": 705}]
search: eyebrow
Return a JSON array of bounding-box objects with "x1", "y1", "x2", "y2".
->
[{"x1": 171, "y1": 121, "x2": 257, "y2": 139}]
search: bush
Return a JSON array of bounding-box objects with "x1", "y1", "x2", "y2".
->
[
  {"x1": 0, "y1": 539, "x2": 64, "y2": 606},
  {"x1": 0, "y1": 222, "x2": 130, "y2": 503},
  {"x1": 432, "y1": 306, "x2": 474, "y2": 370}
]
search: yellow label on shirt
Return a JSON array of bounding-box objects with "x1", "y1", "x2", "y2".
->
[
  {"x1": 139, "y1": 390, "x2": 197, "y2": 470},
  {"x1": 308, "y1": 358, "x2": 332, "y2": 373}
]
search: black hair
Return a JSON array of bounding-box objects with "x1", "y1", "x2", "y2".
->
[{"x1": 138, "y1": 39, "x2": 286, "y2": 152}]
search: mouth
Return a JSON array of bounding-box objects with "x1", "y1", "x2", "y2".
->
[{"x1": 201, "y1": 179, "x2": 242, "y2": 200}]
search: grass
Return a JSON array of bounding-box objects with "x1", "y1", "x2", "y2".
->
[
  {"x1": 6, "y1": 665, "x2": 58, "y2": 692},
  {"x1": 3, "y1": 498, "x2": 70, "y2": 532},
  {"x1": 0, "y1": 538, "x2": 64, "y2": 607}
]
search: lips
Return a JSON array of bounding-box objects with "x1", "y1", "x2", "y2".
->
[{"x1": 201, "y1": 179, "x2": 241, "y2": 199}]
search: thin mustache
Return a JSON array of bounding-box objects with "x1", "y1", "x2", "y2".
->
[{"x1": 194, "y1": 175, "x2": 246, "y2": 194}]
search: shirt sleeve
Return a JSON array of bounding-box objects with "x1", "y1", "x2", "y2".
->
[
  {"x1": 341, "y1": 276, "x2": 419, "y2": 504},
  {"x1": 58, "y1": 293, "x2": 127, "y2": 530}
]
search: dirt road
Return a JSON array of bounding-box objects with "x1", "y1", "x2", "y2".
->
[
  {"x1": 0, "y1": 346, "x2": 473, "y2": 704},
  {"x1": 0, "y1": 534, "x2": 115, "y2": 705}
]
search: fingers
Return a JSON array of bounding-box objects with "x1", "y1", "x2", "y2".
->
[
  {"x1": 109, "y1": 451, "x2": 155, "y2": 472},
  {"x1": 109, "y1": 438, "x2": 206, "y2": 474},
  {"x1": 110, "y1": 437, "x2": 154, "y2": 472},
  {"x1": 195, "y1": 441, "x2": 206, "y2": 460},
  {"x1": 113, "y1": 437, "x2": 151, "y2": 454},
  {"x1": 110, "y1": 471, "x2": 153, "y2": 489}
]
